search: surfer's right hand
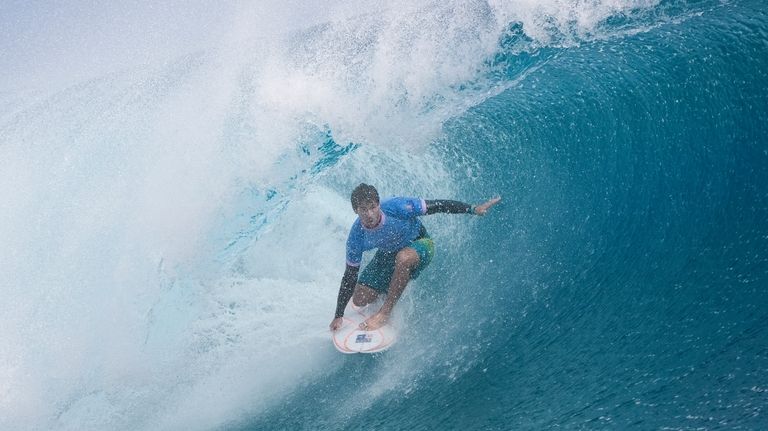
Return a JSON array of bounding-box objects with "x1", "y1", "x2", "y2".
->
[{"x1": 329, "y1": 317, "x2": 343, "y2": 331}]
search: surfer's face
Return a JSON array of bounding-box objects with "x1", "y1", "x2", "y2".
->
[{"x1": 355, "y1": 200, "x2": 381, "y2": 229}]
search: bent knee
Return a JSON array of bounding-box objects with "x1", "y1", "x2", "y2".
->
[
  {"x1": 352, "y1": 285, "x2": 378, "y2": 306},
  {"x1": 396, "y1": 248, "x2": 420, "y2": 268},
  {"x1": 352, "y1": 296, "x2": 367, "y2": 307}
]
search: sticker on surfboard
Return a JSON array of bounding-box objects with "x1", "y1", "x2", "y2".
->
[{"x1": 332, "y1": 303, "x2": 397, "y2": 354}]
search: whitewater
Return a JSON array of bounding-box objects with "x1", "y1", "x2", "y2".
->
[{"x1": 1, "y1": 1, "x2": 766, "y2": 430}]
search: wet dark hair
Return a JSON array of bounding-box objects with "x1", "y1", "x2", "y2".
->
[{"x1": 350, "y1": 183, "x2": 379, "y2": 210}]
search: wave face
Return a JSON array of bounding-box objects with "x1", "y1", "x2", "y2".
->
[{"x1": 1, "y1": 1, "x2": 767, "y2": 430}]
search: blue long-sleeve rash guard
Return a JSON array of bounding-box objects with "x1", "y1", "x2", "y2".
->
[
  {"x1": 334, "y1": 198, "x2": 472, "y2": 318},
  {"x1": 345, "y1": 197, "x2": 427, "y2": 267}
]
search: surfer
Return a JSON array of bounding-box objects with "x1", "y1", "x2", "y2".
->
[{"x1": 329, "y1": 183, "x2": 501, "y2": 331}]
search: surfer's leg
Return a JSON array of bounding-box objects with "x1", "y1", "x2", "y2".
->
[
  {"x1": 352, "y1": 284, "x2": 379, "y2": 307},
  {"x1": 381, "y1": 247, "x2": 419, "y2": 314},
  {"x1": 362, "y1": 247, "x2": 419, "y2": 330},
  {"x1": 357, "y1": 249, "x2": 396, "y2": 295}
]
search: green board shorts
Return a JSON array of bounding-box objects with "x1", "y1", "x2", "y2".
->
[{"x1": 358, "y1": 237, "x2": 435, "y2": 293}]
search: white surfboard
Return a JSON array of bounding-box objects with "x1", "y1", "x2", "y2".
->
[{"x1": 332, "y1": 303, "x2": 397, "y2": 354}]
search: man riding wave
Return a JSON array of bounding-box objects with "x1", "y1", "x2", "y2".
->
[{"x1": 330, "y1": 184, "x2": 501, "y2": 331}]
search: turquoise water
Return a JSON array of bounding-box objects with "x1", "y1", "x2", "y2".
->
[
  {"x1": 1, "y1": 1, "x2": 766, "y2": 430},
  {"x1": 249, "y1": 1, "x2": 768, "y2": 429}
]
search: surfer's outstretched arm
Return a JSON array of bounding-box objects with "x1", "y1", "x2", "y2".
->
[{"x1": 425, "y1": 197, "x2": 501, "y2": 216}]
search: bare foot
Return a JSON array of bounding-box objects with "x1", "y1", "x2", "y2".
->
[{"x1": 360, "y1": 312, "x2": 389, "y2": 330}]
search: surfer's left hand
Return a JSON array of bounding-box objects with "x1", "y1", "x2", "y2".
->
[{"x1": 473, "y1": 196, "x2": 501, "y2": 216}]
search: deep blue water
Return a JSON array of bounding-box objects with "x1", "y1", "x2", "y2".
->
[
  {"x1": 245, "y1": 1, "x2": 768, "y2": 429},
  {"x1": 1, "y1": 1, "x2": 766, "y2": 430}
]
